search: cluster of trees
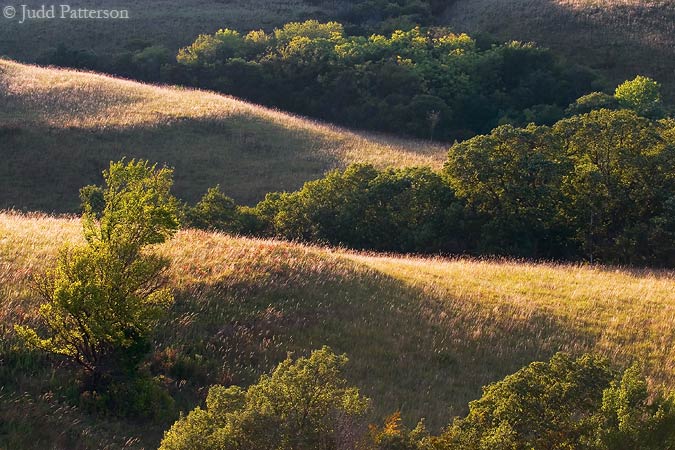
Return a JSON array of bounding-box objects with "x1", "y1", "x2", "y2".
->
[
  {"x1": 186, "y1": 82, "x2": 674, "y2": 266},
  {"x1": 39, "y1": 0, "x2": 456, "y2": 84},
  {"x1": 171, "y1": 20, "x2": 598, "y2": 139},
  {"x1": 161, "y1": 347, "x2": 675, "y2": 450}
]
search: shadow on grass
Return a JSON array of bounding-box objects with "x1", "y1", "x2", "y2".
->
[
  {"x1": 0, "y1": 116, "x2": 341, "y2": 212},
  {"x1": 155, "y1": 250, "x2": 599, "y2": 433},
  {"x1": 442, "y1": 0, "x2": 675, "y2": 100}
]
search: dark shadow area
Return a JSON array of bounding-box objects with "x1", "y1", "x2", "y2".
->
[
  {"x1": 0, "y1": 117, "x2": 342, "y2": 212},
  {"x1": 443, "y1": 0, "x2": 675, "y2": 101}
]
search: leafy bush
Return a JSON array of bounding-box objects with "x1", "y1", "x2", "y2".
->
[
  {"x1": 429, "y1": 353, "x2": 675, "y2": 450},
  {"x1": 159, "y1": 347, "x2": 371, "y2": 450},
  {"x1": 80, "y1": 374, "x2": 176, "y2": 422},
  {"x1": 252, "y1": 164, "x2": 465, "y2": 253},
  {"x1": 615, "y1": 76, "x2": 664, "y2": 118},
  {"x1": 185, "y1": 185, "x2": 240, "y2": 232}
]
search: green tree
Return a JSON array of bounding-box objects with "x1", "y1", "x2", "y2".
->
[
  {"x1": 428, "y1": 353, "x2": 675, "y2": 450},
  {"x1": 595, "y1": 364, "x2": 675, "y2": 449},
  {"x1": 160, "y1": 347, "x2": 371, "y2": 450},
  {"x1": 553, "y1": 109, "x2": 674, "y2": 264},
  {"x1": 444, "y1": 124, "x2": 569, "y2": 257},
  {"x1": 186, "y1": 185, "x2": 240, "y2": 232},
  {"x1": 614, "y1": 76, "x2": 664, "y2": 118},
  {"x1": 15, "y1": 160, "x2": 180, "y2": 386}
]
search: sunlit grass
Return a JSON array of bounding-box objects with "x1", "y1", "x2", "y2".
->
[
  {"x1": 2, "y1": 211, "x2": 674, "y2": 448},
  {"x1": 0, "y1": 60, "x2": 445, "y2": 210}
]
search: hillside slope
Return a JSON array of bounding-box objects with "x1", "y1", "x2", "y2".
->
[
  {"x1": 2, "y1": 212, "x2": 674, "y2": 449},
  {"x1": 0, "y1": 60, "x2": 444, "y2": 211},
  {"x1": 443, "y1": 0, "x2": 675, "y2": 100},
  {"x1": 0, "y1": 0, "x2": 343, "y2": 61}
]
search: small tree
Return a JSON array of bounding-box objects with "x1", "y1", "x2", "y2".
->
[
  {"x1": 186, "y1": 185, "x2": 240, "y2": 232},
  {"x1": 160, "y1": 347, "x2": 371, "y2": 450},
  {"x1": 15, "y1": 160, "x2": 180, "y2": 386}
]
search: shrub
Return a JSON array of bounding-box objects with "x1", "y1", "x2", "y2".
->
[
  {"x1": 159, "y1": 347, "x2": 371, "y2": 450},
  {"x1": 615, "y1": 76, "x2": 664, "y2": 118},
  {"x1": 186, "y1": 185, "x2": 240, "y2": 232}
]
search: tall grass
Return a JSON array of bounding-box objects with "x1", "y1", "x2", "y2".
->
[
  {"x1": 2, "y1": 211, "x2": 674, "y2": 449},
  {"x1": 0, "y1": 60, "x2": 445, "y2": 211},
  {"x1": 444, "y1": 0, "x2": 675, "y2": 101}
]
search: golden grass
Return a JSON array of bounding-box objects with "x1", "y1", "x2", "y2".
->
[
  {"x1": 0, "y1": 60, "x2": 445, "y2": 211},
  {"x1": 2, "y1": 211, "x2": 674, "y2": 448}
]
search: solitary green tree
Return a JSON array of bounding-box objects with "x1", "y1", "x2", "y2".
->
[{"x1": 15, "y1": 160, "x2": 180, "y2": 386}]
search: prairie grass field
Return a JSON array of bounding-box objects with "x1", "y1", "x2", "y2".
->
[
  {"x1": 1, "y1": 2, "x2": 675, "y2": 447},
  {"x1": 444, "y1": 0, "x2": 675, "y2": 100},
  {"x1": 0, "y1": 60, "x2": 445, "y2": 211},
  {"x1": 2, "y1": 211, "x2": 674, "y2": 448}
]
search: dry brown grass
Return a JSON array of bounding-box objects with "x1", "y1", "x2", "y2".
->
[
  {"x1": 0, "y1": 60, "x2": 445, "y2": 211},
  {"x1": 2, "y1": 211, "x2": 674, "y2": 448}
]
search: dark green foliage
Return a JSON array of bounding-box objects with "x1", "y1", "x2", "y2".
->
[
  {"x1": 185, "y1": 185, "x2": 240, "y2": 232},
  {"x1": 553, "y1": 109, "x2": 675, "y2": 265},
  {"x1": 191, "y1": 100, "x2": 674, "y2": 266},
  {"x1": 429, "y1": 354, "x2": 675, "y2": 450},
  {"x1": 159, "y1": 347, "x2": 370, "y2": 450},
  {"x1": 566, "y1": 92, "x2": 619, "y2": 116},
  {"x1": 252, "y1": 164, "x2": 465, "y2": 253},
  {"x1": 445, "y1": 124, "x2": 569, "y2": 258},
  {"x1": 174, "y1": 21, "x2": 597, "y2": 140},
  {"x1": 80, "y1": 374, "x2": 176, "y2": 422},
  {"x1": 216, "y1": 95, "x2": 673, "y2": 266},
  {"x1": 444, "y1": 107, "x2": 675, "y2": 265}
]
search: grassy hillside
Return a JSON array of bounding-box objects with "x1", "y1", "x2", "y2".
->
[
  {"x1": 444, "y1": 0, "x2": 675, "y2": 100},
  {"x1": 0, "y1": 0, "x2": 345, "y2": 61},
  {"x1": 2, "y1": 211, "x2": 674, "y2": 449},
  {"x1": 0, "y1": 60, "x2": 444, "y2": 212}
]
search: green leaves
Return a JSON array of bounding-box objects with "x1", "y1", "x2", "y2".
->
[
  {"x1": 432, "y1": 354, "x2": 675, "y2": 450},
  {"x1": 16, "y1": 159, "x2": 180, "y2": 380},
  {"x1": 160, "y1": 347, "x2": 370, "y2": 450},
  {"x1": 615, "y1": 76, "x2": 664, "y2": 118}
]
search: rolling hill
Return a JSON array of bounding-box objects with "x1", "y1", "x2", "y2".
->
[
  {"x1": 443, "y1": 0, "x2": 675, "y2": 101},
  {"x1": 2, "y1": 211, "x2": 674, "y2": 449},
  {"x1": 0, "y1": 59, "x2": 445, "y2": 212}
]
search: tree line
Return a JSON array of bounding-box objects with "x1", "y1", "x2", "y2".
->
[
  {"x1": 185, "y1": 83, "x2": 675, "y2": 267},
  {"x1": 46, "y1": 20, "x2": 601, "y2": 141}
]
